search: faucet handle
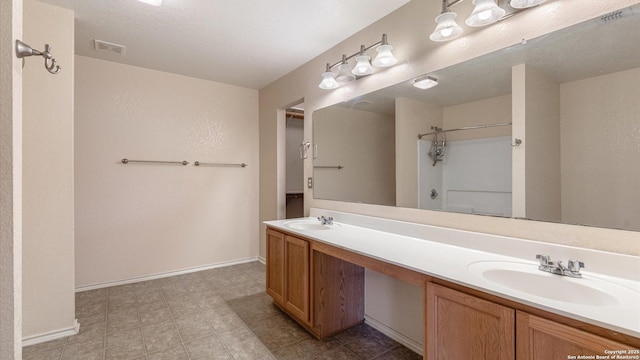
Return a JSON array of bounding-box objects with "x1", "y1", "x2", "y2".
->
[
  {"x1": 536, "y1": 254, "x2": 550, "y2": 266},
  {"x1": 568, "y1": 260, "x2": 584, "y2": 273}
]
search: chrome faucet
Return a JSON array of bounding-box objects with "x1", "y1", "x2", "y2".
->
[
  {"x1": 317, "y1": 216, "x2": 334, "y2": 225},
  {"x1": 536, "y1": 254, "x2": 584, "y2": 278}
]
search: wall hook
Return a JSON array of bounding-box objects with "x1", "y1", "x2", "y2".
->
[
  {"x1": 15, "y1": 40, "x2": 61, "y2": 74},
  {"x1": 512, "y1": 138, "x2": 522, "y2": 147}
]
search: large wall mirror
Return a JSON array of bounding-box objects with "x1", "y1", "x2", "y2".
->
[{"x1": 313, "y1": 4, "x2": 640, "y2": 231}]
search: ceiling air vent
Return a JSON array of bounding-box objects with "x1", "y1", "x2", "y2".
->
[{"x1": 94, "y1": 40, "x2": 126, "y2": 55}]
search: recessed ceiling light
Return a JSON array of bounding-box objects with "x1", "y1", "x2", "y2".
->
[{"x1": 137, "y1": 0, "x2": 162, "y2": 6}]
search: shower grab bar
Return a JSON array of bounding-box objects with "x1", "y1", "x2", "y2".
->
[
  {"x1": 122, "y1": 159, "x2": 189, "y2": 165},
  {"x1": 314, "y1": 165, "x2": 343, "y2": 169},
  {"x1": 194, "y1": 161, "x2": 247, "y2": 168},
  {"x1": 418, "y1": 122, "x2": 512, "y2": 139}
]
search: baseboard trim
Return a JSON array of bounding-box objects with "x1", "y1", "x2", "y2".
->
[
  {"x1": 364, "y1": 315, "x2": 424, "y2": 356},
  {"x1": 75, "y1": 257, "x2": 260, "y2": 292},
  {"x1": 257, "y1": 256, "x2": 266, "y2": 265},
  {"x1": 22, "y1": 319, "x2": 80, "y2": 347}
]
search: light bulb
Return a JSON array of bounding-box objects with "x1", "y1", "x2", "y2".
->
[
  {"x1": 440, "y1": 28, "x2": 453, "y2": 37},
  {"x1": 510, "y1": 0, "x2": 546, "y2": 8},
  {"x1": 335, "y1": 62, "x2": 355, "y2": 83},
  {"x1": 430, "y1": 11, "x2": 463, "y2": 42},
  {"x1": 318, "y1": 71, "x2": 339, "y2": 90},
  {"x1": 137, "y1": 0, "x2": 162, "y2": 6},
  {"x1": 351, "y1": 54, "x2": 374, "y2": 76},
  {"x1": 466, "y1": 0, "x2": 505, "y2": 27},
  {"x1": 372, "y1": 44, "x2": 398, "y2": 67},
  {"x1": 478, "y1": 10, "x2": 492, "y2": 21}
]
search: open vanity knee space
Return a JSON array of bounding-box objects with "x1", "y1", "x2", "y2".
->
[{"x1": 264, "y1": 210, "x2": 640, "y2": 360}]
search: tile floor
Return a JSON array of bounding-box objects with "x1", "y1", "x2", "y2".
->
[{"x1": 23, "y1": 261, "x2": 421, "y2": 360}]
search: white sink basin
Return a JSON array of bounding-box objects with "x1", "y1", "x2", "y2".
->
[
  {"x1": 468, "y1": 261, "x2": 638, "y2": 307},
  {"x1": 284, "y1": 220, "x2": 333, "y2": 231}
]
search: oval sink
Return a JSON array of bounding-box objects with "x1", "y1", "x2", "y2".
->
[
  {"x1": 468, "y1": 261, "x2": 638, "y2": 307},
  {"x1": 284, "y1": 220, "x2": 332, "y2": 231}
]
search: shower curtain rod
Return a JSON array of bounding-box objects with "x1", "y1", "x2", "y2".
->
[{"x1": 418, "y1": 122, "x2": 512, "y2": 139}]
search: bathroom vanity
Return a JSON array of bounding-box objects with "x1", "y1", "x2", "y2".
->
[{"x1": 264, "y1": 211, "x2": 640, "y2": 359}]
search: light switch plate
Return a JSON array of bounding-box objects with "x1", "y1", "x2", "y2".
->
[{"x1": 307, "y1": 177, "x2": 313, "y2": 189}]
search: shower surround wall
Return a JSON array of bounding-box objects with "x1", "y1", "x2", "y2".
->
[
  {"x1": 74, "y1": 56, "x2": 259, "y2": 288},
  {"x1": 416, "y1": 94, "x2": 512, "y2": 215}
]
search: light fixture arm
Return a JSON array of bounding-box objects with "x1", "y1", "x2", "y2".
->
[
  {"x1": 444, "y1": 0, "x2": 465, "y2": 10},
  {"x1": 325, "y1": 34, "x2": 388, "y2": 70}
]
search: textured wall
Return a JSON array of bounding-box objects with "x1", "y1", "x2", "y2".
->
[
  {"x1": 0, "y1": 0, "x2": 23, "y2": 357},
  {"x1": 313, "y1": 106, "x2": 395, "y2": 206},
  {"x1": 74, "y1": 56, "x2": 259, "y2": 287},
  {"x1": 561, "y1": 67, "x2": 640, "y2": 230},
  {"x1": 396, "y1": 97, "x2": 443, "y2": 209},
  {"x1": 22, "y1": 0, "x2": 76, "y2": 339}
]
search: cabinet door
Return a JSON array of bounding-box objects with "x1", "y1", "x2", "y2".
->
[
  {"x1": 516, "y1": 311, "x2": 636, "y2": 359},
  {"x1": 426, "y1": 283, "x2": 515, "y2": 360},
  {"x1": 284, "y1": 235, "x2": 310, "y2": 324},
  {"x1": 266, "y1": 229, "x2": 285, "y2": 305}
]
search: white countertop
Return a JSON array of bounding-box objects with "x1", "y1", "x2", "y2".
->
[{"x1": 264, "y1": 211, "x2": 640, "y2": 339}]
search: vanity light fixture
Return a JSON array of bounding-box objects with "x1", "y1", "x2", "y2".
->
[
  {"x1": 318, "y1": 64, "x2": 339, "y2": 90},
  {"x1": 352, "y1": 47, "x2": 375, "y2": 76},
  {"x1": 430, "y1": 0, "x2": 544, "y2": 42},
  {"x1": 466, "y1": 0, "x2": 506, "y2": 27},
  {"x1": 318, "y1": 34, "x2": 398, "y2": 90},
  {"x1": 510, "y1": 0, "x2": 546, "y2": 9},
  {"x1": 413, "y1": 75, "x2": 439, "y2": 89},
  {"x1": 137, "y1": 0, "x2": 162, "y2": 6},
  {"x1": 335, "y1": 55, "x2": 356, "y2": 83}
]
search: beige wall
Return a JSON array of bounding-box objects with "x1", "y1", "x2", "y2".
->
[
  {"x1": 22, "y1": 0, "x2": 76, "y2": 340},
  {"x1": 313, "y1": 106, "x2": 395, "y2": 206},
  {"x1": 561, "y1": 67, "x2": 640, "y2": 230},
  {"x1": 259, "y1": 0, "x2": 640, "y2": 349},
  {"x1": 443, "y1": 94, "x2": 512, "y2": 141},
  {"x1": 514, "y1": 64, "x2": 562, "y2": 222},
  {"x1": 0, "y1": 0, "x2": 23, "y2": 356},
  {"x1": 74, "y1": 56, "x2": 259, "y2": 287},
  {"x1": 396, "y1": 97, "x2": 442, "y2": 208}
]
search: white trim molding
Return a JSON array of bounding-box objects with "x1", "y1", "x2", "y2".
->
[
  {"x1": 364, "y1": 315, "x2": 423, "y2": 356},
  {"x1": 22, "y1": 319, "x2": 79, "y2": 347},
  {"x1": 75, "y1": 257, "x2": 260, "y2": 292}
]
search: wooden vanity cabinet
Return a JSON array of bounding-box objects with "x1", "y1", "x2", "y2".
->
[
  {"x1": 516, "y1": 311, "x2": 635, "y2": 359},
  {"x1": 266, "y1": 229, "x2": 310, "y2": 325},
  {"x1": 426, "y1": 282, "x2": 515, "y2": 360},
  {"x1": 266, "y1": 229, "x2": 285, "y2": 304},
  {"x1": 426, "y1": 282, "x2": 637, "y2": 360},
  {"x1": 266, "y1": 227, "x2": 365, "y2": 338}
]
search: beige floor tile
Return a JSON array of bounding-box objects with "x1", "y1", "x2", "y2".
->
[
  {"x1": 60, "y1": 338, "x2": 104, "y2": 360},
  {"x1": 142, "y1": 319, "x2": 182, "y2": 354},
  {"x1": 147, "y1": 344, "x2": 188, "y2": 360},
  {"x1": 184, "y1": 335, "x2": 232, "y2": 360}
]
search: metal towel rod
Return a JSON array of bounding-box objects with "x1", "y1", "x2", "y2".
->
[
  {"x1": 314, "y1": 165, "x2": 343, "y2": 169},
  {"x1": 194, "y1": 161, "x2": 247, "y2": 168},
  {"x1": 121, "y1": 159, "x2": 189, "y2": 166}
]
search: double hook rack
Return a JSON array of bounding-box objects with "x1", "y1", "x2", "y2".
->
[{"x1": 15, "y1": 40, "x2": 61, "y2": 74}]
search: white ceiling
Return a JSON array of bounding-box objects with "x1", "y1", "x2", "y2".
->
[{"x1": 37, "y1": 0, "x2": 411, "y2": 89}]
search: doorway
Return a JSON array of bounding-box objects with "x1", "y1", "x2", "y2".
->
[{"x1": 285, "y1": 104, "x2": 304, "y2": 219}]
